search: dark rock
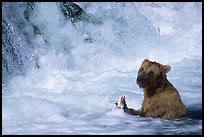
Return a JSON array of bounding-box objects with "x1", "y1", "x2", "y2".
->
[
  {"x1": 60, "y1": 2, "x2": 102, "y2": 24},
  {"x1": 23, "y1": 2, "x2": 34, "y2": 21}
]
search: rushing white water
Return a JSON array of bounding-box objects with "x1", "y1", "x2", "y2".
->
[{"x1": 2, "y1": 2, "x2": 202, "y2": 135}]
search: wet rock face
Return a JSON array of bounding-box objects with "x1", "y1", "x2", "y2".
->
[
  {"x1": 60, "y1": 2, "x2": 85, "y2": 23},
  {"x1": 2, "y1": 20, "x2": 24, "y2": 83},
  {"x1": 60, "y1": 2, "x2": 102, "y2": 24},
  {"x1": 23, "y1": 2, "x2": 34, "y2": 21},
  {"x1": 2, "y1": 2, "x2": 101, "y2": 85},
  {"x1": 23, "y1": 2, "x2": 97, "y2": 24},
  {"x1": 2, "y1": 2, "x2": 39, "y2": 85},
  {"x1": 23, "y1": 3, "x2": 43, "y2": 36}
]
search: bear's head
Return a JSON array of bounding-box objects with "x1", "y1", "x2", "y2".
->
[{"x1": 136, "y1": 59, "x2": 171, "y2": 89}]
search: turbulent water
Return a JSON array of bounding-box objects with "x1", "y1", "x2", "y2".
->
[{"x1": 2, "y1": 2, "x2": 202, "y2": 135}]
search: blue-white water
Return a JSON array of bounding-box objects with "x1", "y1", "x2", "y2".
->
[{"x1": 2, "y1": 2, "x2": 202, "y2": 135}]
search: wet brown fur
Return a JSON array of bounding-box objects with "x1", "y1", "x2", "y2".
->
[{"x1": 117, "y1": 59, "x2": 187, "y2": 119}]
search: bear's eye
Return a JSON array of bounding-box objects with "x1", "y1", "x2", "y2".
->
[{"x1": 149, "y1": 71, "x2": 153, "y2": 75}]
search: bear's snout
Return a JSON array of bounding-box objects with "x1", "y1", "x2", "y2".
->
[{"x1": 137, "y1": 71, "x2": 149, "y2": 88}]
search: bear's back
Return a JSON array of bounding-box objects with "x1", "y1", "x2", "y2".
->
[{"x1": 142, "y1": 84, "x2": 187, "y2": 119}]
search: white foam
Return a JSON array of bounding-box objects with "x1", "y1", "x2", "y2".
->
[{"x1": 2, "y1": 2, "x2": 202, "y2": 135}]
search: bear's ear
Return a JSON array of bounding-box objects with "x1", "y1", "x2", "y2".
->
[
  {"x1": 142, "y1": 59, "x2": 149, "y2": 64},
  {"x1": 163, "y1": 65, "x2": 171, "y2": 73}
]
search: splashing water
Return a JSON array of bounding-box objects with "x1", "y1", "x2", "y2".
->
[{"x1": 2, "y1": 2, "x2": 202, "y2": 135}]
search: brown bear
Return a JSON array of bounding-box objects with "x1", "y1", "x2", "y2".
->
[{"x1": 115, "y1": 59, "x2": 187, "y2": 119}]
